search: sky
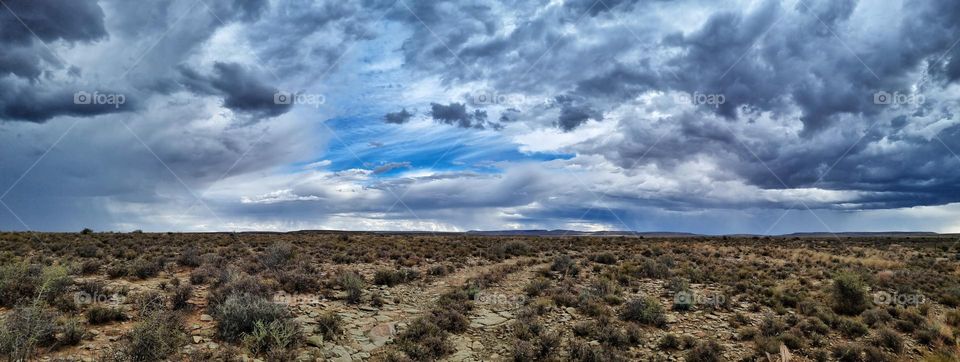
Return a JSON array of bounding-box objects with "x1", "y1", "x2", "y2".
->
[{"x1": 0, "y1": 0, "x2": 959, "y2": 234}]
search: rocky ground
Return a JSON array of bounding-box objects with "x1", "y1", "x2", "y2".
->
[{"x1": 3, "y1": 232, "x2": 959, "y2": 361}]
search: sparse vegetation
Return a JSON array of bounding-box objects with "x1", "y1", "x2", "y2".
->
[{"x1": 0, "y1": 232, "x2": 957, "y2": 360}]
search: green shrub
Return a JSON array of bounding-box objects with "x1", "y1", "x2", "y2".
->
[
  {"x1": 59, "y1": 318, "x2": 85, "y2": 346},
  {"x1": 177, "y1": 246, "x2": 201, "y2": 267},
  {"x1": 214, "y1": 294, "x2": 290, "y2": 342},
  {"x1": 170, "y1": 284, "x2": 192, "y2": 310},
  {"x1": 524, "y1": 278, "x2": 552, "y2": 297},
  {"x1": 759, "y1": 314, "x2": 786, "y2": 337},
  {"x1": 107, "y1": 263, "x2": 129, "y2": 279},
  {"x1": 429, "y1": 308, "x2": 469, "y2": 333},
  {"x1": 551, "y1": 255, "x2": 579, "y2": 277},
  {"x1": 489, "y1": 241, "x2": 530, "y2": 259},
  {"x1": 831, "y1": 273, "x2": 869, "y2": 316},
  {"x1": 658, "y1": 334, "x2": 681, "y2": 350},
  {"x1": 872, "y1": 327, "x2": 903, "y2": 354},
  {"x1": 620, "y1": 295, "x2": 667, "y2": 328},
  {"x1": 831, "y1": 343, "x2": 864, "y2": 362},
  {"x1": 685, "y1": 339, "x2": 724, "y2": 362},
  {"x1": 373, "y1": 268, "x2": 419, "y2": 287},
  {"x1": 0, "y1": 304, "x2": 58, "y2": 360},
  {"x1": 337, "y1": 271, "x2": 364, "y2": 304},
  {"x1": 78, "y1": 259, "x2": 102, "y2": 275},
  {"x1": 567, "y1": 340, "x2": 627, "y2": 362},
  {"x1": 862, "y1": 308, "x2": 893, "y2": 326},
  {"x1": 242, "y1": 319, "x2": 301, "y2": 360},
  {"x1": 260, "y1": 242, "x2": 294, "y2": 270},
  {"x1": 86, "y1": 305, "x2": 127, "y2": 324},
  {"x1": 427, "y1": 265, "x2": 450, "y2": 277},
  {"x1": 395, "y1": 318, "x2": 453, "y2": 361},
  {"x1": 836, "y1": 317, "x2": 869, "y2": 338},
  {"x1": 316, "y1": 312, "x2": 343, "y2": 341},
  {"x1": 0, "y1": 263, "x2": 71, "y2": 307},
  {"x1": 590, "y1": 253, "x2": 617, "y2": 265},
  {"x1": 130, "y1": 258, "x2": 163, "y2": 279},
  {"x1": 277, "y1": 267, "x2": 321, "y2": 293},
  {"x1": 189, "y1": 265, "x2": 216, "y2": 285},
  {"x1": 117, "y1": 310, "x2": 184, "y2": 362},
  {"x1": 207, "y1": 271, "x2": 274, "y2": 313}
]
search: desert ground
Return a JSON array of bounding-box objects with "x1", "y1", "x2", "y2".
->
[{"x1": 0, "y1": 231, "x2": 959, "y2": 361}]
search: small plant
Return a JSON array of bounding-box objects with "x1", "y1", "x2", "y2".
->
[
  {"x1": 836, "y1": 317, "x2": 869, "y2": 338},
  {"x1": 427, "y1": 265, "x2": 450, "y2": 277},
  {"x1": 86, "y1": 305, "x2": 127, "y2": 324},
  {"x1": 260, "y1": 242, "x2": 294, "y2": 270},
  {"x1": 373, "y1": 268, "x2": 418, "y2": 287},
  {"x1": 118, "y1": 310, "x2": 184, "y2": 362},
  {"x1": 58, "y1": 318, "x2": 85, "y2": 346},
  {"x1": 428, "y1": 307, "x2": 469, "y2": 333},
  {"x1": 170, "y1": 284, "x2": 193, "y2": 310},
  {"x1": 316, "y1": 312, "x2": 343, "y2": 341},
  {"x1": 567, "y1": 340, "x2": 627, "y2": 362},
  {"x1": 551, "y1": 255, "x2": 579, "y2": 277},
  {"x1": 206, "y1": 271, "x2": 274, "y2": 313},
  {"x1": 590, "y1": 252, "x2": 617, "y2": 264},
  {"x1": 831, "y1": 272, "x2": 869, "y2": 316},
  {"x1": 658, "y1": 334, "x2": 681, "y2": 349},
  {"x1": 862, "y1": 308, "x2": 893, "y2": 326},
  {"x1": 177, "y1": 246, "x2": 201, "y2": 267},
  {"x1": 759, "y1": 314, "x2": 786, "y2": 337},
  {"x1": 686, "y1": 339, "x2": 724, "y2": 362},
  {"x1": 337, "y1": 271, "x2": 364, "y2": 304},
  {"x1": 130, "y1": 257, "x2": 163, "y2": 279},
  {"x1": 620, "y1": 295, "x2": 667, "y2": 328},
  {"x1": 242, "y1": 319, "x2": 301, "y2": 360},
  {"x1": 524, "y1": 278, "x2": 552, "y2": 297},
  {"x1": 0, "y1": 303, "x2": 58, "y2": 360},
  {"x1": 214, "y1": 293, "x2": 290, "y2": 342},
  {"x1": 395, "y1": 318, "x2": 453, "y2": 361},
  {"x1": 872, "y1": 327, "x2": 903, "y2": 354}
]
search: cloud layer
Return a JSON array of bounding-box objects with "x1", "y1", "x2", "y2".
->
[{"x1": 0, "y1": 0, "x2": 958, "y2": 234}]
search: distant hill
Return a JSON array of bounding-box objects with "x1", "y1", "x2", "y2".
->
[
  {"x1": 466, "y1": 230, "x2": 700, "y2": 237},
  {"x1": 259, "y1": 229, "x2": 947, "y2": 238}
]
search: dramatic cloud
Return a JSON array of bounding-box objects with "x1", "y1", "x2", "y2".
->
[
  {"x1": 1, "y1": 0, "x2": 959, "y2": 234},
  {"x1": 429, "y1": 102, "x2": 497, "y2": 129},
  {"x1": 384, "y1": 108, "x2": 413, "y2": 124},
  {"x1": 179, "y1": 62, "x2": 291, "y2": 118}
]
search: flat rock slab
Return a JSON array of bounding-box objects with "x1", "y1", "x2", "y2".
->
[{"x1": 472, "y1": 311, "x2": 508, "y2": 327}]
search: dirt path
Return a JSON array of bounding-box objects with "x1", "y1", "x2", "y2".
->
[
  {"x1": 443, "y1": 263, "x2": 549, "y2": 362},
  {"x1": 291, "y1": 257, "x2": 534, "y2": 361}
]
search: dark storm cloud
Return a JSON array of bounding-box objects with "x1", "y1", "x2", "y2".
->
[
  {"x1": 179, "y1": 62, "x2": 291, "y2": 118},
  {"x1": 554, "y1": 96, "x2": 603, "y2": 131},
  {"x1": 372, "y1": 161, "x2": 412, "y2": 174},
  {"x1": 4, "y1": 0, "x2": 960, "y2": 233},
  {"x1": 384, "y1": 108, "x2": 413, "y2": 124},
  {"x1": 429, "y1": 102, "x2": 497, "y2": 129},
  {"x1": 0, "y1": 0, "x2": 107, "y2": 45},
  {"x1": 0, "y1": 80, "x2": 135, "y2": 122},
  {"x1": 386, "y1": 0, "x2": 960, "y2": 211}
]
